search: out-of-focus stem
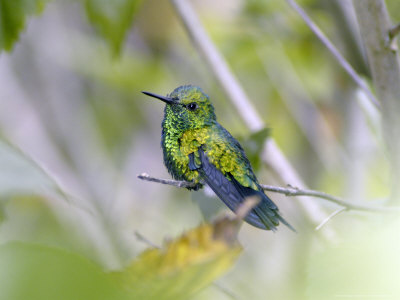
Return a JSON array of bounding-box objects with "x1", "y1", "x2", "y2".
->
[
  {"x1": 286, "y1": 0, "x2": 380, "y2": 108},
  {"x1": 353, "y1": 0, "x2": 400, "y2": 204}
]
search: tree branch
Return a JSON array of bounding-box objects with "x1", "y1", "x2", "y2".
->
[
  {"x1": 138, "y1": 173, "x2": 400, "y2": 214},
  {"x1": 286, "y1": 0, "x2": 380, "y2": 108},
  {"x1": 353, "y1": 1, "x2": 400, "y2": 204},
  {"x1": 137, "y1": 173, "x2": 196, "y2": 188}
]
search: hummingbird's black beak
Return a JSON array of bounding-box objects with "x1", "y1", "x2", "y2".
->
[{"x1": 142, "y1": 91, "x2": 174, "y2": 104}]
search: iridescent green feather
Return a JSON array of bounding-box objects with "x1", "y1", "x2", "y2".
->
[{"x1": 148, "y1": 85, "x2": 294, "y2": 231}]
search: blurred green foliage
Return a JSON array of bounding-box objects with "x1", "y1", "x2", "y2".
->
[
  {"x1": 84, "y1": 0, "x2": 143, "y2": 56},
  {"x1": 0, "y1": 242, "x2": 126, "y2": 300},
  {"x1": 0, "y1": 0, "x2": 48, "y2": 51},
  {"x1": 0, "y1": 0, "x2": 142, "y2": 54},
  {"x1": 0, "y1": 137, "x2": 241, "y2": 300}
]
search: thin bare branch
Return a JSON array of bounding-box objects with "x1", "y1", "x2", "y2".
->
[
  {"x1": 315, "y1": 207, "x2": 348, "y2": 231},
  {"x1": 138, "y1": 173, "x2": 400, "y2": 214},
  {"x1": 286, "y1": 0, "x2": 380, "y2": 108},
  {"x1": 259, "y1": 184, "x2": 396, "y2": 213},
  {"x1": 137, "y1": 174, "x2": 261, "y2": 218},
  {"x1": 137, "y1": 173, "x2": 196, "y2": 188}
]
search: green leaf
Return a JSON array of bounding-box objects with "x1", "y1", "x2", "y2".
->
[
  {"x1": 0, "y1": 0, "x2": 48, "y2": 52},
  {"x1": 84, "y1": 0, "x2": 142, "y2": 56},
  {"x1": 240, "y1": 128, "x2": 271, "y2": 172},
  {"x1": 0, "y1": 242, "x2": 126, "y2": 300}
]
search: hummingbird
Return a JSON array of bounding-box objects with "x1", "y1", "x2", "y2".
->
[{"x1": 142, "y1": 85, "x2": 294, "y2": 231}]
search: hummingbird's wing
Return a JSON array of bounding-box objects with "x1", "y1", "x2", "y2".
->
[{"x1": 194, "y1": 149, "x2": 295, "y2": 231}]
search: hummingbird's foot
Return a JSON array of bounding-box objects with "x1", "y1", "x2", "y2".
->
[{"x1": 186, "y1": 182, "x2": 203, "y2": 191}]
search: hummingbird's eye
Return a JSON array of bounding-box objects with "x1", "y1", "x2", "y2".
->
[{"x1": 187, "y1": 102, "x2": 198, "y2": 111}]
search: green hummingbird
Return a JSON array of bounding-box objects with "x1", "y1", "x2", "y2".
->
[{"x1": 142, "y1": 85, "x2": 294, "y2": 231}]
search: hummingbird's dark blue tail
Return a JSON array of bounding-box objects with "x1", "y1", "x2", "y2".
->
[
  {"x1": 195, "y1": 150, "x2": 295, "y2": 232},
  {"x1": 230, "y1": 176, "x2": 296, "y2": 232}
]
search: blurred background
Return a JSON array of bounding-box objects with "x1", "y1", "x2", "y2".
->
[{"x1": 1, "y1": 0, "x2": 400, "y2": 299}]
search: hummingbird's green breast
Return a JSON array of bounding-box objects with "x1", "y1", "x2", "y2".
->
[{"x1": 162, "y1": 120, "x2": 258, "y2": 191}]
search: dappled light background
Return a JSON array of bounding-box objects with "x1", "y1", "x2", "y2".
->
[{"x1": 1, "y1": 0, "x2": 400, "y2": 299}]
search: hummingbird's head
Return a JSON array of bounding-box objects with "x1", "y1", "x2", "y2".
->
[{"x1": 142, "y1": 85, "x2": 217, "y2": 129}]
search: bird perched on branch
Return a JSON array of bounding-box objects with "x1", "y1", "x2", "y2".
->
[{"x1": 142, "y1": 85, "x2": 294, "y2": 231}]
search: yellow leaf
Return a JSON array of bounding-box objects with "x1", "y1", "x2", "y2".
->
[{"x1": 113, "y1": 221, "x2": 242, "y2": 300}]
